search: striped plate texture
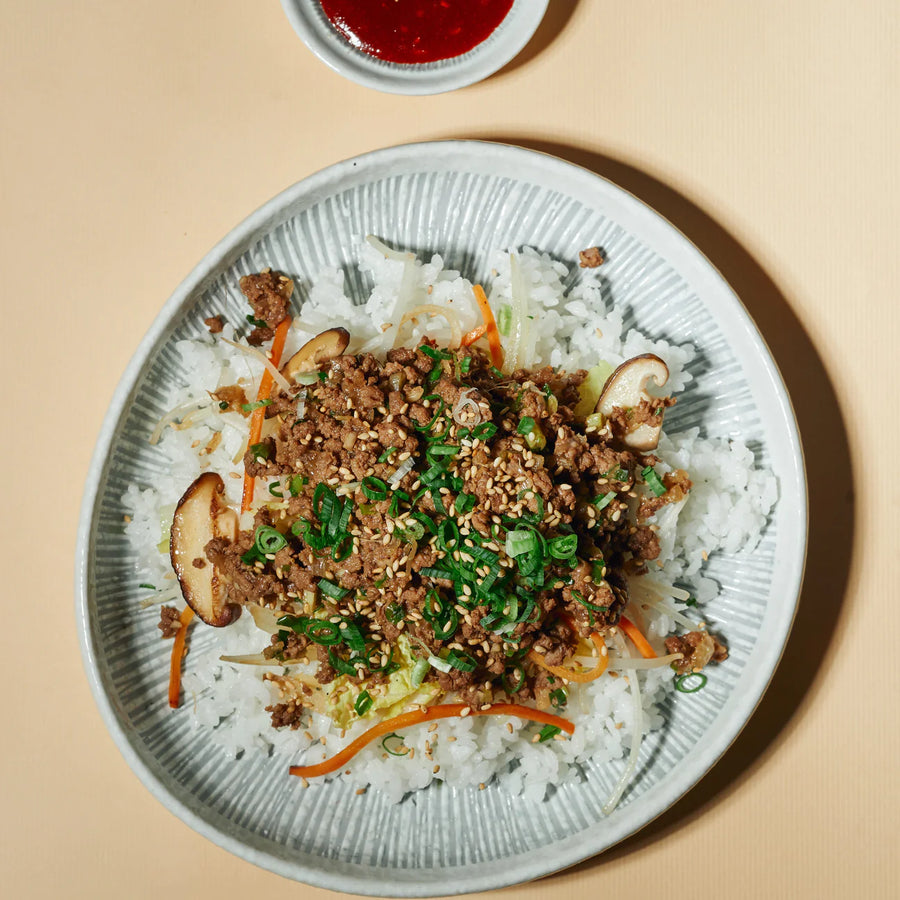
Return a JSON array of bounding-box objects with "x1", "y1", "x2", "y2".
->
[{"x1": 76, "y1": 142, "x2": 806, "y2": 896}]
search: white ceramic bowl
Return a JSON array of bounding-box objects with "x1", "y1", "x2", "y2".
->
[
  {"x1": 280, "y1": 0, "x2": 548, "y2": 94},
  {"x1": 76, "y1": 141, "x2": 806, "y2": 896}
]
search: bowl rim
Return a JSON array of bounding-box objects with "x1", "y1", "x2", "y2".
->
[
  {"x1": 75, "y1": 139, "x2": 807, "y2": 896},
  {"x1": 279, "y1": 0, "x2": 549, "y2": 95}
]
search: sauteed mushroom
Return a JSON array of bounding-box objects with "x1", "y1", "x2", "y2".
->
[
  {"x1": 596, "y1": 354, "x2": 670, "y2": 451},
  {"x1": 170, "y1": 472, "x2": 240, "y2": 626}
]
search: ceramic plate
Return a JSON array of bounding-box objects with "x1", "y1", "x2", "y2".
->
[
  {"x1": 76, "y1": 141, "x2": 806, "y2": 896},
  {"x1": 280, "y1": 0, "x2": 548, "y2": 94}
]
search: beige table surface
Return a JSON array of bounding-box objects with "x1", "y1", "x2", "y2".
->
[{"x1": 2, "y1": 2, "x2": 898, "y2": 898}]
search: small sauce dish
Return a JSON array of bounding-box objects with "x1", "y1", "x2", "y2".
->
[{"x1": 280, "y1": 0, "x2": 548, "y2": 95}]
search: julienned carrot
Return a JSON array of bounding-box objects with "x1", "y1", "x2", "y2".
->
[
  {"x1": 289, "y1": 703, "x2": 574, "y2": 779},
  {"x1": 528, "y1": 632, "x2": 609, "y2": 683},
  {"x1": 461, "y1": 323, "x2": 487, "y2": 347},
  {"x1": 471, "y1": 285, "x2": 505, "y2": 369},
  {"x1": 619, "y1": 616, "x2": 657, "y2": 659},
  {"x1": 168, "y1": 606, "x2": 195, "y2": 709},
  {"x1": 240, "y1": 316, "x2": 292, "y2": 513}
]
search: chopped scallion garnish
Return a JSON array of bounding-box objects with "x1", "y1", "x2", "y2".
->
[
  {"x1": 674, "y1": 672, "x2": 707, "y2": 693},
  {"x1": 538, "y1": 724, "x2": 562, "y2": 742},
  {"x1": 354, "y1": 690, "x2": 373, "y2": 716},
  {"x1": 318, "y1": 578, "x2": 349, "y2": 600},
  {"x1": 642, "y1": 465, "x2": 667, "y2": 497}
]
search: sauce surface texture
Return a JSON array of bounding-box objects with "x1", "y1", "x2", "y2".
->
[{"x1": 320, "y1": 0, "x2": 514, "y2": 64}]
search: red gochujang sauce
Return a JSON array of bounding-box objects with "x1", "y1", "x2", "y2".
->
[{"x1": 320, "y1": 0, "x2": 515, "y2": 64}]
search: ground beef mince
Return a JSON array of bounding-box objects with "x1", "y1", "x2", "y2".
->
[
  {"x1": 578, "y1": 246, "x2": 605, "y2": 268},
  {"x1": 240, "y1": 270, "x2": 293, "y2": 344},
  {"x1": 204, "y1": 315, "x2": 224, "y2": 333},
  {"x1": 158, "y1": 605, "x2": 182, "y2": 638},
  {"x1": 665, "y1": 631, "x2": 728, "y2": 674},
  {"x1": 201, "y1": 331, "x2": 685, "y2": 720}
]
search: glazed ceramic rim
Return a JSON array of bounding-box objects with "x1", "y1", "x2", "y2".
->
[
  {"x1": 279, "y1": 0, "x2": 548, "y2": 95},
  {"x1": 76, "y1": 140, "x2": 807, "y2": 896}
]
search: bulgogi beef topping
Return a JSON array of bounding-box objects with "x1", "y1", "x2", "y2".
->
[
  {"x1": 665, "y1": 631, "x2": 728, "y2": 674},
  {"x1": 578, "y1": 246, "x2": 605, "y2": 268},
  {"x1": 187, "y1": 322, "x2": 690, "y2": 713},
  {"x1": 204, "y1": 315, "x2": 224, "y2": 334},
  {"x1": 239, "y1": 270, "x2": 293, "y2": 345},
  {"x1": 158, "y1": 605, "x2": 182, "y2": 638}
]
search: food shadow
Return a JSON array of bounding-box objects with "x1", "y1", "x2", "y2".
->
[
  {"x1": 453, "y1": 136, "x2": 855, "y2": 876},
  {"x1": 487, "y1": 2, "x2": 583, "y2": 83}
]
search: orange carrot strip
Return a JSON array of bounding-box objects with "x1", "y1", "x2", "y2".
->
[
  {"x1": 619, "y1": 615, "x2": 657, "y2": 659},
  {"x1": 289, "y1": 703, "x2": 574, "y2": 779},
  {"x1": 528, "y1": 632, "x2": 609, "y2": 683},
  {"x1": 471, "y1": 284, "x2": 504, "y2": 369},
  {"x1": 461, "y1": 323, "x2": 487, "y2": 347},
  {"x1": 168, "y1": 606, "x2": 195, "y2": 709},
  {"x1": 240, "y1": 316, "x2": 292, "y2": 513}
]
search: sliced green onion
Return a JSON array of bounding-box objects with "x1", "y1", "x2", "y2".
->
[
  {"x1": 427, "y1": 654, "x2": 453, "y2": 674},
  {"x1": 460, "y1": 356, "x2": 472, "y2": 374},
  {"x1": 420, "y1": 346, "x2": 452, "y2": 361},
  {"x1": 385, "y1": 602, "x2": 404, "y2": 624},
  {"x1": 398, "y1": 519, "x2": 425, "y2": 542},
  {"x1": 538, "y1": 724, "x2": 562, "y2": 742},
  {"x1": 378, "y1": 446, "x2": 397, "y2": 463},
  {"x1": 313, "y1": 483, "x2": 333, "y2": 521},
  {"x1": 549, "y1": 688, "x2": 567, "y2": 710},
  {"x1": 340, "y1": 622, "x2": 366, "y2": 655},
  {"x1": 420, "y1": 565, "x2": 454, "y2": 581},
  {"x1": 674, "y1": 672, "x2": 708, "y2": 693},
  {"x1": 421, "y1": 589, "x2": 446, "y2": 623},
  {"x1": 517, "y1": 416, "x2": 536, "y2": 435},
  {"x1": 268, "y1": 481, "x2": 284, "y2": 498},
  {"x1": 594, "y1": 491, "x2": 615, "y2": 511},
  {"x1": 318, "y1": 578, "x2": 349, "y2": 601},
  {"x1": 328, "y1": 648, "x2": 358, "y2": 677},
  {"x1": 289, "y1": 474, "x2": 306, "y2": 496},
  {"x1": 380, "y1": 733, "x2": 409, "y2": 756},
  {"x1": 642, "y1": 465, "x2": 667, "y2": 497},
  {"x1": 354, "y1": 690, "x2": 373, "y2": 716},
  {"x1": 410, "y1": 511, "x2": 437, "y2": 534},
  {"x1": 249, "y1": 442, "x2": 269, "y2": 460},
  {"x1": 431, "y1": 608, "x2": 459, "y2": 640},
  {"x1": 445, "y1": 650, "x2": 476, "y2": 672},
  {"x1": 548, "y1": 534, "x2": 578, "y2": 559},
  {"x1": 505, "y1": 529, "x2": 538, "y2": 558},
  {"x1": 570, "y1": 590, "x2": 608, "y2": 613},
  {"x1": 471, "y1": 422, "x2": 497, "y2": 440},
  {"x1": 361, "y1": 476, "x2": 389, "y2": 501},
  {"x1": 254, "y1": 525, "x2": 287, "y2": 554},
  {"x1": 454, "y1": 492, "x2": 476, "y2": 514},
  {"x1": 218, "y1": 400, "x2": 229, "y2": 410},
  {"x1": 241, "y1": 399, "x2": 272, "y2": 413},
  {"x1": 331, "y1": 538, "x2": 353, "y2": 561},
  {"x1": 489, "y1": 366, "x2": 503, "y2": 379},
  {"x1": 305, "y1": 620, "x2": 341, "y2": 645},
  {"x1": 139, "y1": 582, "x2": 156, "y2": 590},
  {"x1": 413, "y1": 395, "x2": 445, "y2": 431}
]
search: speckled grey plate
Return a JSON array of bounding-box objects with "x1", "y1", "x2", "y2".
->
[{"x1": 76, "y1": 141, "x2": 806, "y2": 896}]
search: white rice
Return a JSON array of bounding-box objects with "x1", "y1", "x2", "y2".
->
[{"x1": 125, "y1": 240, "x2": 776, "y2": 805}]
